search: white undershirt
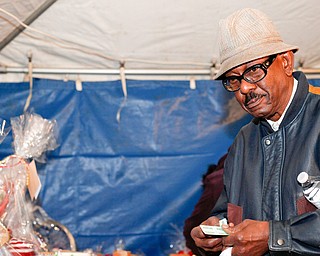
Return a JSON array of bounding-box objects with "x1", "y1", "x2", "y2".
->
[{"x1": 267, "y1": 78, "x2": 298, "y2": 131}]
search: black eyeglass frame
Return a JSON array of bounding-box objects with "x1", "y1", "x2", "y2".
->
[{"x1": 222, "y1": 54, "x2": 278, "y2": 92}]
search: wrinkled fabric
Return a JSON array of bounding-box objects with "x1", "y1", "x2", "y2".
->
[{"x1": 0, "y1": 78, "x2": 253, "y2": 255}]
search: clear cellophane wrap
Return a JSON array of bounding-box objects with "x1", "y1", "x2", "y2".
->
[
  {"x1": 11, "y1": 112, "x2": 59, "y2": 163},
  {"x1": 0, "y1": 155, "x2": 41, "y2": 255}
]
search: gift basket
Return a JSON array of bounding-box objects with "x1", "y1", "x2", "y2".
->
[
  {"x1": 0, "y1": 112, "x2": 76, "y2": 254},
  {"x1": 0, "y1": 155, "x2": 41, "y2": 255}
]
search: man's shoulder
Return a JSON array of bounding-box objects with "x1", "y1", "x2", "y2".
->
[
  {"x1": 309, "y1": 84, "x2": 320, "y2": 95},
  {"x1": 233, "y1": 119, "x2": 260, "y2": 143}
]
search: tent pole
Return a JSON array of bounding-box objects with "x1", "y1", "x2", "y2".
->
[
  {"x1": 2, "y1": 67, "x2": 320, "y2": 78},
  {"x1": 0, "y1": 0, "x2": 57, "y2": 51},
  {"x1": 1, "y1": 67, "x2": 213, "y2": 76}
]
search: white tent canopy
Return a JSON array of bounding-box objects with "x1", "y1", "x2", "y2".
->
[{"x1": 0, "y1": 0, "x2": 320, "y2": 82}]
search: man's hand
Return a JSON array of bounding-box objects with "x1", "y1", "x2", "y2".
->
[
  {"x1": 222, "y1": 219, "x2": 269, "y2": 256},
  {"x1": 190, "y1": 216, "x2": 224, "y2": 252}
]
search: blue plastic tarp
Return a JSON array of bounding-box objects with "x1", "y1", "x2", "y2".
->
[{"x1": 0, "y1": 78, "x2": 257, "y2": 255}]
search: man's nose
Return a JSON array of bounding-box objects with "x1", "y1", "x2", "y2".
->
[{"x1": 239, "y1": 79, "x2": 257, "y2": 94}]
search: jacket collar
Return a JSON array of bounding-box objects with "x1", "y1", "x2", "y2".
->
[{"x1": 254, "y1": 71, "x2": 309, "y2": 132}]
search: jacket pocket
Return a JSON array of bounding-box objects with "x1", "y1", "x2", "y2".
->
[
  {"x1": 296, "y1": 196, "x2": 317, "y2": 215},
  {"x1": 227, "y1": 203, "x2": 243, "y2": 225}
]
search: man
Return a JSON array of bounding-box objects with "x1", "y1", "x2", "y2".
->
[{"x1": 190, "y1": 8, "x2": 320, "y2": 256}]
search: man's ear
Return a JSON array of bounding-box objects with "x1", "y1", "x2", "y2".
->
[{"x1": 280, "y1": 51, "x2": 294, "y2": 76}]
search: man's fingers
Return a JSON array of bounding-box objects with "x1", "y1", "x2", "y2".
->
[
  {"x1": 223, "y1": 234, "x2": 236, "y2": 247},
  {"x1": 201, "y1": 238, "x2": 224, "y2": 252}
]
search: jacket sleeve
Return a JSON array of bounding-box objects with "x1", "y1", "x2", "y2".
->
[{"x1": 269, "y1": 210, "x2": 320, "y2": 255}]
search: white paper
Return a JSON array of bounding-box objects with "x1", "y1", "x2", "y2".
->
[{"x1": 200, "y1": 218, "x2": 229, "y2": 236}]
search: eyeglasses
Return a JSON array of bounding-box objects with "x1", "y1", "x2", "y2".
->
[{"x1": 222, "y1": 54, "x2": 278, "y2": 92}]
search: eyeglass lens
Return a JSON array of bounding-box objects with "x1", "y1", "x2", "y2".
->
[{"x1": 222, "y1": 55, "x2": 277, "y2": 92}]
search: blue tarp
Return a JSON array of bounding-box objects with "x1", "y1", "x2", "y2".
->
[{"x1": 0, "y1": 78, "x2": 254, "y2": 255}]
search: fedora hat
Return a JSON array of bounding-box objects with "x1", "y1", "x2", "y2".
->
[{"x1": 214, "y1": 8, "x2": 299, "y2": 80}]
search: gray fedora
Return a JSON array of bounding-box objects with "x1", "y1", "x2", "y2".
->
[{"x1": 214, "y1": 8, "x2": 299, "y2": 80}]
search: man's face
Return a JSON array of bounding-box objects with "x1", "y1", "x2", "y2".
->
[{"x1": 225, "y1": 54, "x2": 293, "y2": 121}]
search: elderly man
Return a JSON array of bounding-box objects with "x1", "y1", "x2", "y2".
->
[{"x1": 190, "y1": 8, "x2": 320, "y2": 256}]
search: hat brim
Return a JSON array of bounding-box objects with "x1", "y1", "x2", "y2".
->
[{"x1": 213, "y1": 42, "x2": 299, "y2": 80}]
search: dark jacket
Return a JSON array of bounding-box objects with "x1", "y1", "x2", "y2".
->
[{"x1": 211, "y1": 71, "x2": 320, "y2": 255}]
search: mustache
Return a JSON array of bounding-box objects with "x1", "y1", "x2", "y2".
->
[{"x1": 244, "y1": 92, "x2": 264, "y2": 105}]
